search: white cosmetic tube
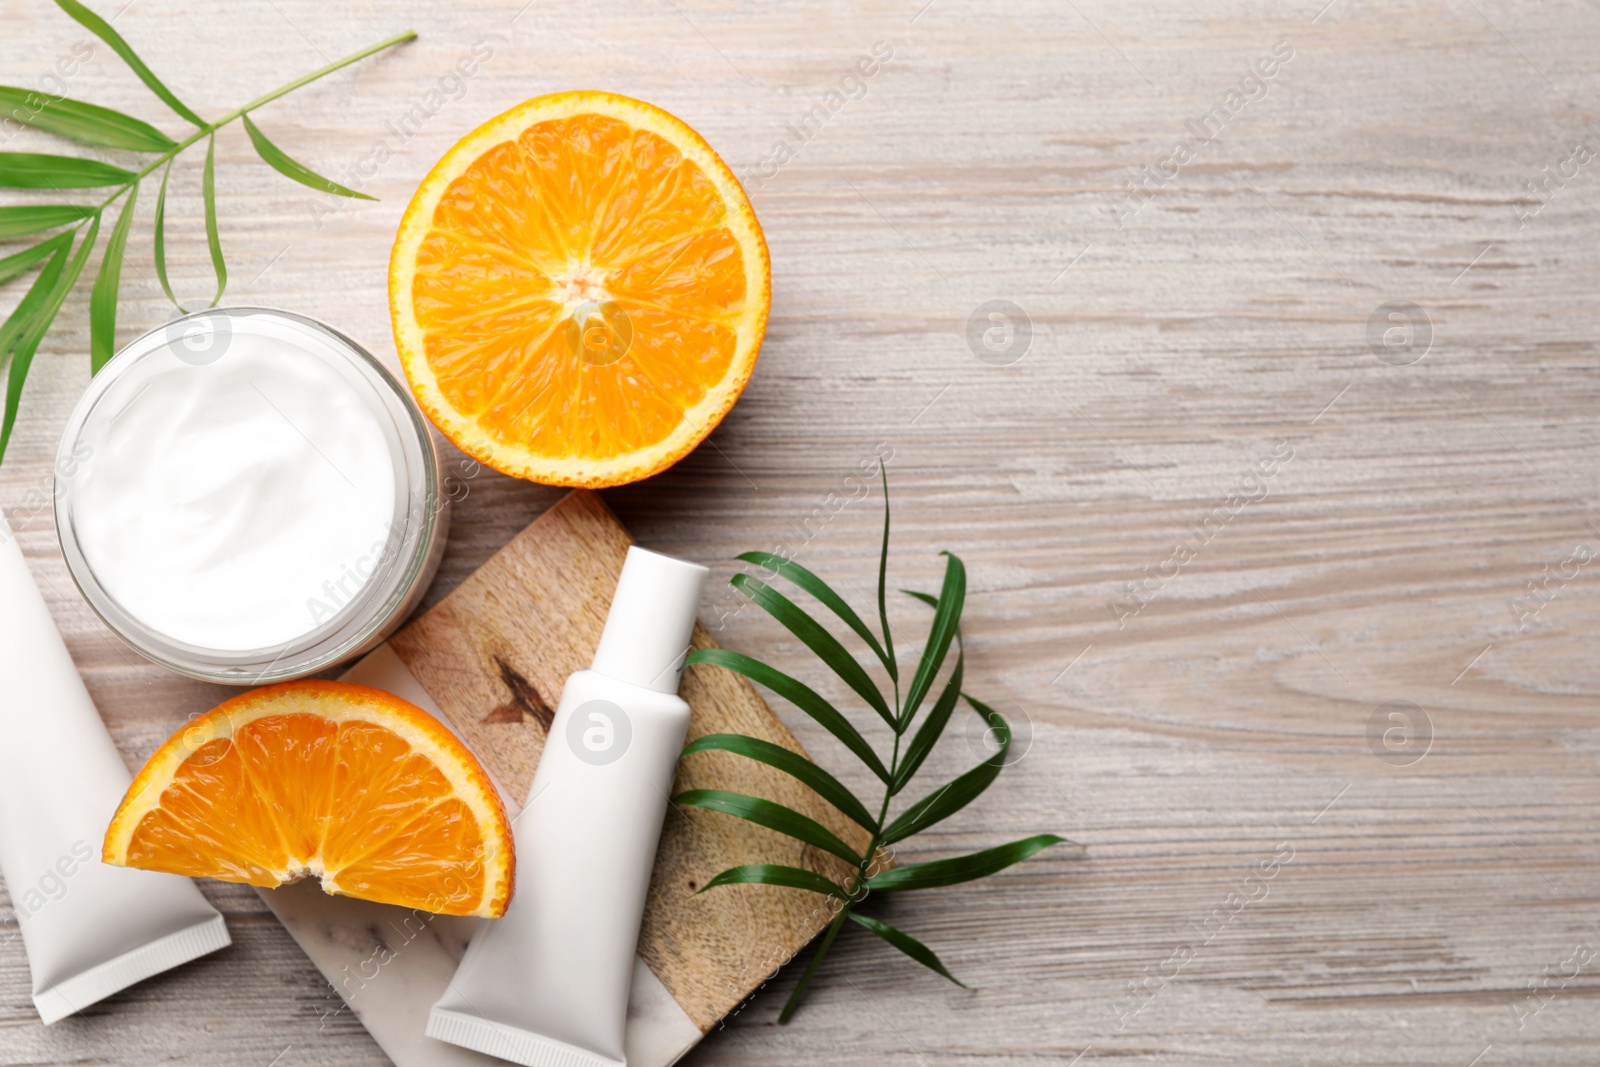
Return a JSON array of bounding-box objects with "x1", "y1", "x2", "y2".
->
[
  {"x1": 0, "y1": 514, "x2": 229, "y2": 1023},
  {"x1": 429, "y1": 546, "x2": 707, "y2": 1067}
]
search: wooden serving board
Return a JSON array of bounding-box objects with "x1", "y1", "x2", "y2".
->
[{"x1": 260, "y1": 490, "x2": 867, "y2": 1066}]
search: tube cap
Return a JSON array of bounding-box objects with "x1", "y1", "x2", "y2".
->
[{"x1": 590, "y1": 546, "x2": 708, "y2": 694}]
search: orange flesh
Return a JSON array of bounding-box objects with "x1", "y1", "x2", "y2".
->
[
  {"x1": 412, "y1": 113, "x2": 746, "y2": 462},
  {"x1": 106, "y1": 683, "x2": 512, "y2": 918}
]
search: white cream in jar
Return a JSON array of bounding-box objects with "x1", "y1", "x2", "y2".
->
[{"x1": 56, "y1": 308, "x2": 447, "y2": 683}]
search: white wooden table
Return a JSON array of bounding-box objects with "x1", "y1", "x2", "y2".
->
[{"x1": 5, "y1": 1, "x2": 1600, "y2": 1063}]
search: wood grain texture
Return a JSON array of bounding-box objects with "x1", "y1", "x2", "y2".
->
[
  {"x1": 389, "y1": 489, "x2": 869, "y2": 1031},
  {"x1": 3, "y1": 0, "x2": 1600, "y2": 1064}
]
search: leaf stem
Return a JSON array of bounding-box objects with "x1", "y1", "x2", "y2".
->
[
  {"x1": 783, "y1": 588, "x2": 905, "y2": 1022},
  {"x1": 778, "y1": 899, "x2": 853, "y2": 1024},
  {"x1": 223, "y1": 29, "x2": 417, "y2": 126}
]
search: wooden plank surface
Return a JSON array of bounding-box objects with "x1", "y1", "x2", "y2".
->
[
  {"x1": 388, "y1": 489, "x2": 870, "y2": 1032},
  {"x1": 3, "y1": 1, "x2": 1600, "y2": 1064}
]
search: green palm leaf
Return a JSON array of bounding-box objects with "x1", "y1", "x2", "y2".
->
[
  {"x1": 849, "y1": 913, "x2": 965, "y2": 986},
  {"x1": 20, "y1": 215, "x2": 99, "y2": 348},
  {"x1": 201, "y1": 133, "x2": 225, "y2": 305},
  {"x1": 882, "y1": 694, "x2": 1007, "y2": 845},
  {"x1": 699, "y1": 863, "x2": 846, "y2": 898},
  {"x1": 151, "y1": 159, "x2": 179, "y2": 307},
  {"x1": 900, "y1": 552, "x2": 965, "y2": 729},
  {"x1": 89, "y1": 186, "x2": 137, "y2": 372},
  {"x1": 0, "y1": 205, "x2": 97, "y2": 240},
  {"x1": 732, "y1": 572, "x2": 894, "y2": 727},
  {"x1": 0, "y1": 241, "x2": 70, "y2": 360},
  {"x1": 0, "y1": 235, "x2": 72, "y2": 286},
  {"x1": 1, "y1": 217, "x2": 98, "y2": 458},
  {"x1": 53, "y1": 0, "x2": 206, "y2": 128},
  {"x1": 686, "y1": 647, "x2": 889, "y2": 781},
  {"x1": 681, "y1": 733, "x2": 877, "y2": 832},
  {"x1": 891, "y1": 651, "x2": 963, "y2": 794},
  {"x1": 674, "y1": 788, "x2": 863, "y2": 866},
  {"x1": 876, "y1": 464, "x2": 896, "y2": 678},
  {"x1": 242, "y1": 115, "x2": 374, "y2": 200},
  {"x1": 0, "y1": 10, "x2": 413, "y2": 471},
  {"x1": 684, "y1": 470, "x2": 1070, "y2": 1021},
  {"x1": 867, "y1": 834, "x2": 1069, "y2": 892},
  {"x1": 736, "y1": 551, "x2": 893, "y2": 675},
  {"x1": 0, "y1": 86, "x2": 175, "y2": 152},
  {"x1": 0, "y1": 152, "x2": 133, "y2": 189}
]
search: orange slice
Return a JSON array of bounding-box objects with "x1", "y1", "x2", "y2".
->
[
  {"x1": 389, "y1": 90, "x2": 770, "y2": 488},
  {"x1": 103, "y1": 680, "x2": 514, "y2": 918}
]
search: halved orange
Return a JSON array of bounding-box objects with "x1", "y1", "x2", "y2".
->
[
  {"x1": 389, "y1": 90, "x2": 771, "y2": 488},
  {"x1": 103, "y1": 681, "x2": 514, "y2": 918}
]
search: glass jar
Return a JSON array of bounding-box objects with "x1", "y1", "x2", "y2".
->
[{"x1": 54, "y1": 307, "x2": 448, "y2": 684}]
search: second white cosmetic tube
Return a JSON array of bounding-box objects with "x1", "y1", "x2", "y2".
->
[
  {"x1": 0, "y1": 514, "x2": 229, "y2": 1023},
  {"x1": 428, "y1": 546, "x2": 707, "y2": 1067}
]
